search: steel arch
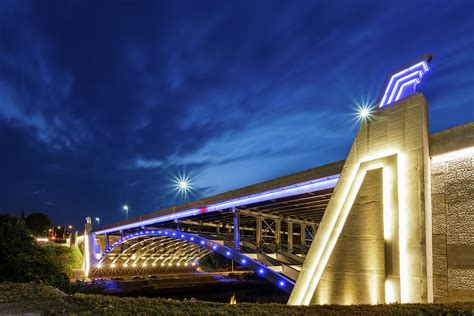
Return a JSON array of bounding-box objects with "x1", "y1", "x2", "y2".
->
[{"x1": 97, "y1": 229, "x2": 295, "y2": 293}]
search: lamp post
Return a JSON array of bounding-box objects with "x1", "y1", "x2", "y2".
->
[
  {"x1": 95, "y1": 217, "x2": 100, "y2": 227},
  {"x1": 174, "y1": 175, "x2": 192, "y2": 204},
  {"x1": 123, "y1": 205, "x2": 129, "y2": 220}
]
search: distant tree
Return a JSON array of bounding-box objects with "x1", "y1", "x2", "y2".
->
[
  {"x1": 20, "y1": 209, "x2": 25, "y2": 221},
  {"x1": 0, "y1": 214, "x2": 17, "y2": 224},
  {"x1": 25, "y1": 213, "x2": 51, "y2": 236}
]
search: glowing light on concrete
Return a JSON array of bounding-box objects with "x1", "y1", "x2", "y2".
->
[
  {"x1": 83, "y1": 233, "x2": 90, "y2": 278},
  {"x1": 431, "y1": 146, "x2": 474, "y2": 164},
  {"x1": 383, "y1": 166, "x2": 394, "y2": 240},
  {"x1": 385, "y1": 279, "x2": 397, "y2": 304},
  {"x1": 289, "y1": 147, "x2": 414, "y2": 305},
  {"x1": 397, "y1": 153, "x2": 409, "y2": 302}
]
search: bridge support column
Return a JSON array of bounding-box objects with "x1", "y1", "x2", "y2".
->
[
  {"x1": 233, "y1": 207, "x2": 240, "y2": 251},
  {"x1": 288, "y1": 221, "x2": 294, "y2": 253},
  {"x1": 256, "y1": 215, "x2": 262, "y2": 250},
  {"x1": 83, "y1": 217, "x2": 99, "y2": 278},
  {"x1": 300, "y1": 224, "x2": 306, "y2": 253},
  {"x1": 105, "y1": 234, "x2": 109, "y2": 249},
  {"x1": 276, "y1": 220, "x2": 281, "y2": 251}
]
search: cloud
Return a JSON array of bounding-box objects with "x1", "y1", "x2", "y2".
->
[
  {"x1": 169, "y1": 110, "x2": 351, "y2": 194},
  {"x1": 0, "y1": 1, "x2": 472, "y2": 228},
  {"x1": 134, "y1": 158, "x2": 164, "y2": 169}
]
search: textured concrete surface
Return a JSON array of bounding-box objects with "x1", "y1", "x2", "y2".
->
[{"x1": 431, "y1": 136, "x2": 474, "y2": 302}]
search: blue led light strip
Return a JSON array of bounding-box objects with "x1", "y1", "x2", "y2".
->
[
  {"x1": 93, "y1": 175, "x2": 339, "y2": 235},
  {"x1": 98, "y1": 229, "x2": 295, "y2": 293}
]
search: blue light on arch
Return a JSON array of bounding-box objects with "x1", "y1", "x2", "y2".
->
[{"x1": 97, "y1": 229, "x2": 295, "y2": 293}]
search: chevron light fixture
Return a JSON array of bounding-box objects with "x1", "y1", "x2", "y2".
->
[{"x1": 378, "y1": 56, "x2": 431, "y2": 108}]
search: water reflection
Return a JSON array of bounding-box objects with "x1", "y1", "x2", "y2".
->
[{"x1": 97, "y1": 274, "x2": 289, "y2": 304}]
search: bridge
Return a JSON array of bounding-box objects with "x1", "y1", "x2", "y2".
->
[
  {"x1": 83, "y1": 162, "x2": 343, "y2": 293},
  {"x1": 79, "y1": 54, "x2": 474, "y2": 304}
]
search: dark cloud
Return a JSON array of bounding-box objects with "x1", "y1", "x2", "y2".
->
[{"x1": 0, "y1": 0, "x2": 473, "y2": 228}]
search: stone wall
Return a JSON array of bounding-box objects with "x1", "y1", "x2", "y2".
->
[{"x1": 430, "y1": 123, "x2": 474, "y2": 302}]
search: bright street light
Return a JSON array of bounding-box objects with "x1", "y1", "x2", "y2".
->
[
  {"x1": 355, "y1": 103, "x2": 374, "y2": 122},
  {"x1": 173, "y1": 174, "x2": 194, "y2": 203},
  {"x1": 95, "y1": 217, "x2": 100, "y2": 227},
  {"x1": 123, "y1": 205, "x2": 129, "y2": 220},
  {"x1": 178, "y1": 180, "x2": 189, "y2": 190},
  {"x1": 359, "y1": 107, "x2": 370, "y2": 118}
]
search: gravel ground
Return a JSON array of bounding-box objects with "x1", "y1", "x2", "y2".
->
[{"x1": 1, "y1": 282, "x2": 473, "y2": 315}]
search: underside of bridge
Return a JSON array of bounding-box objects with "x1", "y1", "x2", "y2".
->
[{"x1": 84, "y1": 168, "x2": 343, "y2": 293}]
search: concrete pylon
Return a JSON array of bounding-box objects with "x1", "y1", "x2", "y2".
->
[
  {"x1": 289, "y1": 93, "x2": 431, "y2": 305},
  {"x1": 83, "y1": 216, "x2": 100, "y2": 278}
]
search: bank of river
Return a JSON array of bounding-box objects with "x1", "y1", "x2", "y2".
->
[{"x1": 93, "y1": 272, "x2": 289, "y2": 304}]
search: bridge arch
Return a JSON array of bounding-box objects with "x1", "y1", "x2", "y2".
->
[{"x1": 96, "y1": 229, "x2": 294, "y2": 293}]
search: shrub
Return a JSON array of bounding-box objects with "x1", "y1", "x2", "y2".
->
[{"x1": 0, "y1": 215, "x2": 68, "y2": 289}]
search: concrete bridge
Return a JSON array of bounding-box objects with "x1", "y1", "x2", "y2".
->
[{"x1": 80, "y1": 55, "x2": 473, "y2": 304}]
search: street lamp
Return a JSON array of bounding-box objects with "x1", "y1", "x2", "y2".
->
[
  {"x1": 123, "y1": 205, "x2": 129, "y2": 220},
  {"x1": 355, "y1": 103, "x2": 374, "y2": 122},
  {"x1": 173, "y1": 174, "x2": 193, "y2": 203},
  {"x1": 95, "y1": 217, "x2": 100, "y2": 227}
]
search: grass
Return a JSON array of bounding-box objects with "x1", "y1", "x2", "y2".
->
[
  {"x1": 0, "y1": 282, "x2": 473, "y2": 315},
  {"x1": 42, "y1": 244, "x2": 83, "y2": 276}
]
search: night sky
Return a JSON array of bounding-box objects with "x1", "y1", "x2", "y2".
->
[{"x1": 0, "y1": 1, "x2": 473, "y2": 229}]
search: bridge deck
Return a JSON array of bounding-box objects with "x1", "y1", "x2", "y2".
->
[{"x1": 94, "y1": 159, "x2": 345, "y2": 235}]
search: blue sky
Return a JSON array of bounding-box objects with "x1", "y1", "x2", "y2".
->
[{"x1": 0, "y1": 1, "x2": 473, "y2": 228}]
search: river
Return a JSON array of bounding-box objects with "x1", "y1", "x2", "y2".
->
[{"x1": 93, "y1": 272, "x2": 289, "y2": 304}]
